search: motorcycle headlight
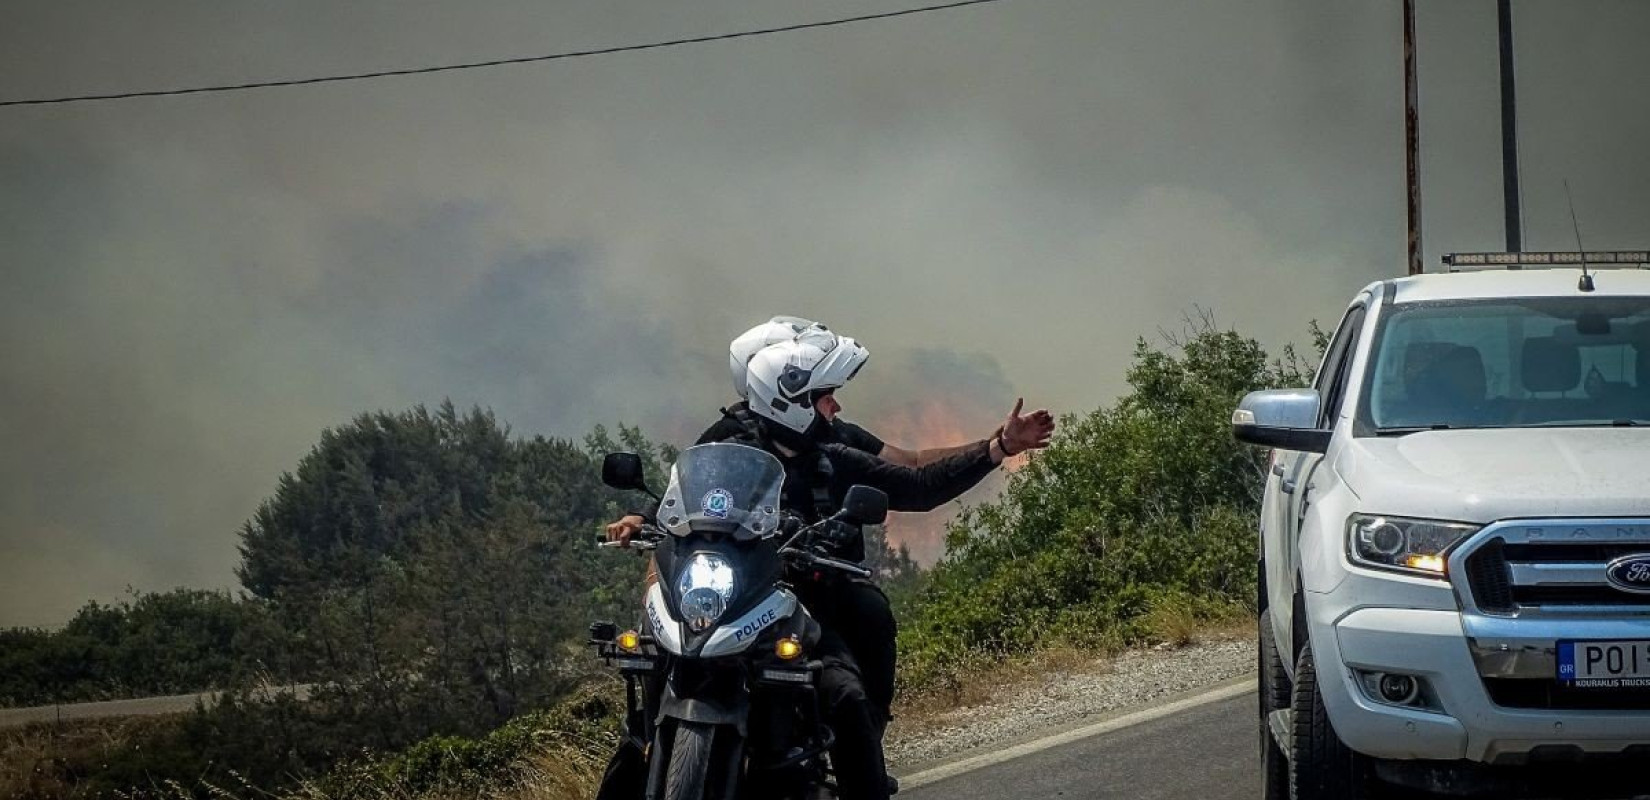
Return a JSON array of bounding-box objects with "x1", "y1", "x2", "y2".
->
[
  {"x1": 677, "y1": 553, "x2": 737, "y2": 633},
  {"x1": 1347, "y1": 514, "x2": 1478, "y2": 578}
]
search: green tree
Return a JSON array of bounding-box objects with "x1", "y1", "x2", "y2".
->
[
  {"x1": 8, "y1": 409, "x2": 683, "y2": 799},
  {"x1": 233, "y1": 403, "x2": 665, "y2": 746}
]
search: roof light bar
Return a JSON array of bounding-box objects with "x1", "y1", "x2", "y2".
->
[{"x1": 1442, "y1": 251, "x2": 1649, "y2": 268}]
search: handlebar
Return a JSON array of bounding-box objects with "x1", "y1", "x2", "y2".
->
[
  {"x1": 778, "y1": 547, "x2": 873, "y2": 579},
  {"x1": 594, "y1": 524, "x2": 666, "y2": 551},
  {"x1": 595, "y1": 518, "x2": 872, "y2": 577}
]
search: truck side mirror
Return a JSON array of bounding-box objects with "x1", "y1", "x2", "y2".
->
[
  {"x1": 602, "y1": 452, "x2": 655, "y2": 495},
  {"x1": 1232, "y1": 389, "x2": 1331, "y2": 453},
  {"x1": 840, "y1": 485, "x2": 889, "y2": 525}
]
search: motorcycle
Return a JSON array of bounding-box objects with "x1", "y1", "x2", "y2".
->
[{"x1": 591, "y1": 442, "x2": 888, "y2": 800}]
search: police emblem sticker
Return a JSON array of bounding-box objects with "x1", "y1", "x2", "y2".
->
[{"x1": 702, "y1": 488, "x2": 733, "y2": 519}]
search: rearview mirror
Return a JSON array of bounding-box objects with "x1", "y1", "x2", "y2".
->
[
  {"x1": 840, "y1": 485, "x2": 889, "y2": 525},
  {"x1": 1232, "y1": 389, "x2": 1331, "y2": 453},
  {"x1": 601, "y1": 452, "x2": 654, "y2": 495}
]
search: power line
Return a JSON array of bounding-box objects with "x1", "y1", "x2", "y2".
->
[{"x1": 1, "y1": 0, "x2": 1013, "y2": 109}]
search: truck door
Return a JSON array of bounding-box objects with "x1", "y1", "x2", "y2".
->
[{"x1": 1276, "y1": 302, "x2": 1366, "y2": 657}]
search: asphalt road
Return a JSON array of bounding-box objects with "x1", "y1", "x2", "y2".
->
[
  {"x1": 901, "y1": 690, "x2": 1256, "y2": 800},
  {"x1": 0, "y1": 684, "x2": 313, "y2": 729}
]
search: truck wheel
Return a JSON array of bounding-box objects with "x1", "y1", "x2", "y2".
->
[
  {"x1": 1259, "y1": 610, "x2": 1290, "y2": 800},
  {"x1": 1289, "y1": 645, "x2": 1379, "y2": 800}
]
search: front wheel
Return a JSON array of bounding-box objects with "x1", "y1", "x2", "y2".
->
[
  {"x1": 1258, "y1": 610, "x2": 1289, "y2": 800},
  {"x1": 1288, "y1": 644, "x2": 1381, "y2": 800},
  {"x1": 663, "y1": 721, "x2": 747, "y2": 800},
  {"x1": 664, "y1": 721, "x2": 715, "y2": 800}
]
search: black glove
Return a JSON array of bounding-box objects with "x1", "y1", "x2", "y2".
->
[
  {"x1": 778, "y1": 515, "x2": 804, "y2": 538},
  {"x1": 819, "y1": 519, "x2": 859, "y2": 551}
]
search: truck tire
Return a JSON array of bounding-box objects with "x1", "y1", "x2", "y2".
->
[
  {"x1": 1289, "y1": 645, "x2": 1380, "y2": 800},
  {"x1": 664, "y1": 721, "x2": 715, "y2": 800},
  {"x1": 1259, "y1": 610, "x2": 1290, "y2": 800}
]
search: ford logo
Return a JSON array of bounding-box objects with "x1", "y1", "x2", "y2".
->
[{"x1": 1604, "y1": 554, "x2": 1650, "y2": 595}]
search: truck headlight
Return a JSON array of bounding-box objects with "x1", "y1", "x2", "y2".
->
[
  {"x1": 677, "y1": 554, "x2": 736, "y2": 633},
  {"x1": 1347, "y1": 515, "x2": 1478, "y2": 578}
]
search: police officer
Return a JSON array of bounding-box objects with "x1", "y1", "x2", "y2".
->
[
  {"x1": 723, "y1": 316, "x2": 1052, "y2": 467},
  {"x1": 604, "y1": 329, "x2": 1052, "y2": 800}
]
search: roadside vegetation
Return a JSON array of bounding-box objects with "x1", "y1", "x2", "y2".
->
[
  {"x1": 896, "y1": 319, "x2": 1322, "y2": 700},
  {"x1": 2, "y1": 320, "x2": 1321, "y2": 800},
  {"x1": 0, "y1": 589, "x2": 287, "y2": 708}
]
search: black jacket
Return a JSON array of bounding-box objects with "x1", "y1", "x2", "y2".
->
[
  {"x1": 697, "y1": 402, "x2": 885, "y2": 456},
  {"x1": 694, "y1": 406, "x2": 999, "y2": 559}
]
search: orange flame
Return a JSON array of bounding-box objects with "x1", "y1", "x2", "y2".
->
[{"x1": 863, "y1": 398, "x2": 1015, "y2": 565}]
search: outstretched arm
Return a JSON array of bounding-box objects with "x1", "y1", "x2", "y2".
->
[
  {"x1": 877, "y1": 398, "x2": 1055, "y2": 467},
  {"x1": 880, "y1": 440, "x2": 983, "y2": 468},
  {"x1": 827, "y1": 440, "x2": 1006, "y2": 513}
]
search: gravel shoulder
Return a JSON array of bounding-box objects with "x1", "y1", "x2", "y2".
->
[{"x1": 886, "y1": 634, "x2": 1257, "y2": 770}]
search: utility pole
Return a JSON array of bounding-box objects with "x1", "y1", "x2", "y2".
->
[
  {"x1": 1404, "y1": 0, "x2": 1423, "y2": 275},
  {"x1": 1498, "y1": 0, "x2": 1523, "y2": 253}
]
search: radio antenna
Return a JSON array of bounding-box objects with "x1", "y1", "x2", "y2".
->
[{"x1": 1565, "y1": 180, "x2": 1595, "y2": 292}]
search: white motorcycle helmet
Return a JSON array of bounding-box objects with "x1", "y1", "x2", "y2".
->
[
  {"x1": 744, "y1": 330, "x2": 870, "y2": 436},
  {"x1": 728, "y1": 316, "x2": 825, "y2": 399}
]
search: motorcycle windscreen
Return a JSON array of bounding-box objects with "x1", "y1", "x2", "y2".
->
[{"x1": 658, "y1": 442, "x2": 784, "y2": 540}]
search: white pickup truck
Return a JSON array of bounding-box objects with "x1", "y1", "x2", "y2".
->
[{"x1": 1233, "y1": 255, "x2": 1650, "y2": 799}]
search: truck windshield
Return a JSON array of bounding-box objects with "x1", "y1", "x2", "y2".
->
[{"x1": 1361, "y1": 296, "x2": 1650, "y2": 432}]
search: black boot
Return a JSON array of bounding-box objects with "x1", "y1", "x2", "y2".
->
[
  {"x1": 828, "y1": 698, "x2": 891, "y2": 800},
  {"x1": 874, "y1": 710, "x2": 898, "y2": 795},
  {"x1": 593, "y1": 738, "x2": 648, "y2": 800}
]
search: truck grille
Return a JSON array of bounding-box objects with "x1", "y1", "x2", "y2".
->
[
  {"x1": 1460, "y1": 529, "x2": 1650, "y2": 615},
  {"x1": 1456, "y1": 521, "x2": 1650, "y2": 712},
  {"x1": 1483, "y1": 678, "x2": 1650, "y2": 710},
  {"x1": 1464, "y1": 539, "x2": 1515, "y2": 612}
]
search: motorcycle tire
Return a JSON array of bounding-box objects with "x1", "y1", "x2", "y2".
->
[{"x1": 664, "y1": 721, "x2": 716, "y2": 800}]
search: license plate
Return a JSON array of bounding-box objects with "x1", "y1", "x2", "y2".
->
[{"x1": 1557, "y1": 640, "x2": 1650, "y2": 687}]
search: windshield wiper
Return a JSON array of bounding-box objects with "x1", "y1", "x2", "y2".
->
[
  {"x1": 1518, "y1": 419, "x2": 1648, "y2": 428},
  {"x1": 1374, "y1": 424, "x2": 1474, "y2": 436}
]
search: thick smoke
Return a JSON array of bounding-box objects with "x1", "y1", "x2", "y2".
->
[{"x1": 2, "y1": 0, "x2": 1647, "y2": 625}]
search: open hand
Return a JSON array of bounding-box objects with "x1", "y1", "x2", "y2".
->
[{"x1": 1000, "y1": 398, "x2": 1055, "y2": 455}]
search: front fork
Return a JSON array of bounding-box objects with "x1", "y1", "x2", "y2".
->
[
  {"x1": 589, "y1": 622, "x2": 667, "y2": 752},
  {"x1": 625, "y1": 671, "x2": 663, "y2": 752},
  {"x1": 591, "y1": 621, "x2": 834, "y2": 796}
]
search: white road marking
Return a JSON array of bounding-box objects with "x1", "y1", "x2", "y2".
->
[{"x1": 896, "y1": 676, "x2": 1254, "y2": 791}]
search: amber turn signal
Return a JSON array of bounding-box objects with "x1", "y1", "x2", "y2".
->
[
  {"x1": 1404, "y1": 554, "x2": 1446, "y2": 574},
  {"x1": 617, "y1": 630, "x2": 641, "y2": 652},
  {"x1": 775, "y1": 636, "x2": 803, "y2": 660}
]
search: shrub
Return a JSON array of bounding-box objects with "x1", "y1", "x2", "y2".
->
[{"x1": 896, "y1": 321, "x2": 1320, "y2": 696}]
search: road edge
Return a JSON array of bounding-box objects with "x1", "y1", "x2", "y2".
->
[{"x1": 894, "y1": 673, "x2": 1254, "y2": 791}]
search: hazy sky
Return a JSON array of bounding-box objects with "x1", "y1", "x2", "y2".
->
[{"x1": 3, "y1": 0, "x2": 1647, "y2": 626}]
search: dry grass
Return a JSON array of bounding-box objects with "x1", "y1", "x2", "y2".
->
[
  {"x1": 273, "y1": 742, "x2": 606, "y2": 800},
  {"x1": 1142, "y1": 601, "x2": 1202, "y2": 648},
  {"x1": 494, "y1": 744, "x2": 607, "y2": 800},
  {"x1": 271, "y1": 733, "x2": 611, "y2": 800},
  {"x1": 0, "y1": 715, "x2": 174, "y2": 800},
  {"x1": 892, "y1": 643, "x2": 1111, "y2": 726},
  {"x1": 0, "y1": 706, "x2": 611, "y2": 800},
  {"x1": 1141, "y1": 594, "x2": 1253, "y2": 650}
]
